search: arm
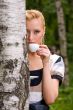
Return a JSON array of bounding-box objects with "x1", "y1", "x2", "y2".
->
[
  {"x1": 42, "y1": 61, "x2": 59, "y2": 105},
  {"x1": 37, "y1": 45, "x2": 64, "y2": 105}
]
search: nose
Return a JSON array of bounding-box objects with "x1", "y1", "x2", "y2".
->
[{"x1": 27, "y1": 32, "x2": 34, "y2": 42}]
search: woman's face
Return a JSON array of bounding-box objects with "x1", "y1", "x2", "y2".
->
[{"x1": 26, "y1": 18, "x2": 45, "y2": 44}]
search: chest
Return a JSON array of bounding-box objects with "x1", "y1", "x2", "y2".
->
[
  {"x1": 30, "y1": 68, "x2": 43, "y2": 92},
  {"x1": 28, "y1": 55, "x2": 43, "y2": 71}
]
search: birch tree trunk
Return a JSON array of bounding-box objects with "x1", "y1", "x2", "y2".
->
[
  {"x1": 0, "y1": 0, "x2": 29, "y2": 110},
  {"x1": 55, "y1": 0, "x2": 69, "y2": 86}
]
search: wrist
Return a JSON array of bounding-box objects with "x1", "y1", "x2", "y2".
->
[{"x1": 42, "y1": 58, "x2": 50, "y2": 66}]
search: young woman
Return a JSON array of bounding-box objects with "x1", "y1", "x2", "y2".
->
[{"x1": 26, "y1": 9, "x2": 64, "y2": 110}]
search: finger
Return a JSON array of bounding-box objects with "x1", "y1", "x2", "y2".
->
[
  {"x1": 38, "y1": 48, "x2": 50, "y2": 53},
  {"x1": 39, "y1": 45, "x2": 48, "y2": 49},
  {"x1": 37, "y1": 49, "x2": 50, "y2": 56}
]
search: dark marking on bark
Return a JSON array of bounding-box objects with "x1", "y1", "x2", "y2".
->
[
  {"x1": 6, "y1": 42, "x2": 19, "y2": 47},
  {"x1": 4, "y1": 59, "x2": 18, "y2": 70},
  {"x1": 0, "y1": 83, "x2": 4, "y2": 92},
  {"x1": 3, "y1": 76, "x2": 11, "y2": 84},
  {"x1": 19, "y1": 61, "x2": 29, "y2": 99},
  {"x1": 3, "y1": 75, "x2": 16, "y2": 85},
  {"x1": 0, "y1": 4, "x2": 8, "y2": 9},
  {"x1": 3, "y1": 70, "x2": 8, "y2": 82},
  {"x1": 0, "y1": 101, "x2": 4, "y2": 109},
  {"x1": 7, "y1": 43, "x2": 12, "y2": 46},
  {"x1": 4, "y1": 59, "x2": 14, "y2": 70},
  {"x1": 14, "y1": 59, "x2": 18, "y2": 67},
  {"x1": 15, "y1": 79, "x2": 28, "y2": 108},
  {"x1": 3, "y1": 70, "x2": 8, "y2": 77},
  {"x1": 23, "y1": 36, "x2": 28, "y2": 58},
  {"x1": 9, "y1": 70, "x2": 14, "y2": 74},
  {"x1": 0, "y1": 25, "x2": 8, "y2": 31},
  {"x1": 60, "y1": 28, "x2": 64, "y2": 32},
  {"x1": 0, "y1": 38, "x2": 3, "y2": 53},
  {"x1": 3, "y1": 70, "x2": 12, "y2": 83},
  {"x1": 12, "y1": 60, "x2": 29, "y2": 106},
  {"x1": 15, "y1": 42, "x2": 19, "y2": 46},
  {"x1": 20, "y1": 61, "x2": 29, "y2": 78},
  {"x1": 0, "y1": 60, "x2": 3, "y2": 65},
  {"x1": 0, "y1": 94, "x2": 4, "y2": 109}
]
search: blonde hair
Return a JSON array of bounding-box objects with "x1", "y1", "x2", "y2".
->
[{"x1": 26, "y1": 9, "x2": 45, "y2": 28}]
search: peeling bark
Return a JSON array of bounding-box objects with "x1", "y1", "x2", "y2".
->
[{"x1": 0, "y1": 0, "x2": 29, "y2": 110}]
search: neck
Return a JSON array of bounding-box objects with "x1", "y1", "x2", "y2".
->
[
  {"x1": 28, "y1": 52, "x2": 37, "y2": 56},
  {"x1": 28, "y1": 52, "x2": 41, "y2": 60}
]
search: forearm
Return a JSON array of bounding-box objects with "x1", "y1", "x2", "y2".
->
[
  {"x1": 37, "y1": 45, "x2": 59, "y2": 104},
  {"x1": 42, "y1": 62, "x2": 59, "y2": 105}
]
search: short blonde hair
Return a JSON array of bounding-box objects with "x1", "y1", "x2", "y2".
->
[{"x1": 26, "y1": 9, "x2": 45, "y2": 28}]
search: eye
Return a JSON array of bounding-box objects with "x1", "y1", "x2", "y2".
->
[{"x1": 34, "y1": 30, "x2": 40, "y2": 34}]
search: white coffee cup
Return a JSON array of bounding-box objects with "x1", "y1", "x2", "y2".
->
[{"x1": 28, "y1": 43, "x2": 39, "y2": 52}]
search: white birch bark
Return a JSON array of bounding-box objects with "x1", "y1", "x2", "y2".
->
[{"x1": 0, "y1": 0, "x2": 29, "y2": 110}]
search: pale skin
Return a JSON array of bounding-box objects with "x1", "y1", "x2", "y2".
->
[{"x1": 26, "y1": 17, "x2": 59, "y2": 105}]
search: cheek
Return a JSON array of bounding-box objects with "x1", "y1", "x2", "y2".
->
[
  {"x1": 36, "y1": 35, "x2": 43, "y2": 44},
  {"x1": 39, "y1": 32, "x2": 44, "y2": 43}
]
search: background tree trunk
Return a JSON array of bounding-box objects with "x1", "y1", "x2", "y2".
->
[
  {"x1": 55, "y1": 0, "x2": 69, "y2": 86},
  {"x1": 0, "y1": 0, "x2": 29, "y2": 110}
]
